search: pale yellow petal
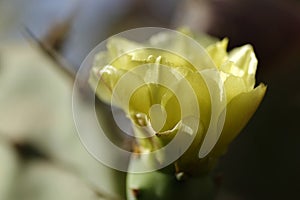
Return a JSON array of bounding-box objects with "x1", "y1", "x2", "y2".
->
[
  {"x1": 211, "y1": 83, "x2": 266, "y2": 157},
  {"x1": 89, "y1": 65, "x2": 124, "y2": 104},
  {"x1": 228, "y1": 45, "x2": 257, "y2": 89},
  {"x1": 206, "y1": 38, "x2": 229, "y2": 68},
  {"x1": 178, "y1": 27, "x2": 219, "y2": 48},
  {"x1": 222, "y1": 69, "x2": 248, "y2": 103},
  {"x1": 129, "y1": 84, "x2": 152, "y2": 119},
  {"x1": 107, "y1": 37, "x2": 143, "y2": 59}
]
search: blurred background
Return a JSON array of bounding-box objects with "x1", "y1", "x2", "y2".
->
[{"x1": 0, "y1": 0, "x2": 299, "y2": 199}]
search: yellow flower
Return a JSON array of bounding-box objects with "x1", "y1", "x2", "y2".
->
[{"x1": 89, "y1": 29, "x2": 266, "y2": 173}]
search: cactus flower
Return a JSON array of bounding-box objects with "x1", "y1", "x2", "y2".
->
[{"x1": 89, "y1": 28, "x2": 266, "y2": 199}]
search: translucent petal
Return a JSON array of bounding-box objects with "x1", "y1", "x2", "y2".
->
[
  {"x1": 161, "y1": 94, "x2": 181, "y2": 131},
  {"x1": 206, "y1": 38, "x2": 229, "y2": 68},
  {"x1": 224, "y1": 75, "x2": 248, "y2": 103},
  {"x1": 149, "y1": 31, "x2": 217, "y2": 71},
  {"x1": 222, "y1": 64, "x2": 248, "y2": 103},
  {"x1": 93, "y1": 51, "x2": 108, "y2": 68},
  {"x1": 228, "y1": 45, "x2": 257, "y2": 89},
  {"x1": 161, "y1": 68, "x2": 211, "y2": 131},
  {"x1": 154, "y1": 27, "x2": 219, "y2": 48},
  {"x1": 184, "y1": 71, "x2": 211, "y2": 129},
  {"x1": 107, "y1": 37, "x2": 143, "y2": 59},
  {"x1": 129, "y1": 84, "x2": 152, "y2": 119},
  {"x1": 211, "y1": 83, "x2": 266, "y2": 157},
  {"x1": 89, "y1": 65, "x2": 124, "y2": 104}
]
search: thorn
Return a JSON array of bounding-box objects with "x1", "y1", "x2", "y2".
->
[
  {"x1": 21, "y1": 26, "x2": 76, "y2": 81},
  {"x1": 214, "y1": 173, "x2": 223, "y2": 189},
  {"x1": 13, "y1": 141, "x2": 49, "y2": 161},
  {"x1": 41, "y1": 9, "x2": 76, "y2": 52},
  {"x1": 175, "y1": 171, "x2": 187, "y2": 181},
  {"x1": 174, "y1": 162, "x2": 180, "y2": 173},
  {"x1": 131, "y1": 188, "x2": 141, "y2": 198},
  {"x1": 174, "y1": 162, "x2": 189, "y2": 181}
]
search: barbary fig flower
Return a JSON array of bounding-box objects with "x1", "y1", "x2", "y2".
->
[{"x1": 89, "y1": 28, "x2": 266, "y2": 175}]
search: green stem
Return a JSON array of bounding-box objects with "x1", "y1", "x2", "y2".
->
[{"x1": 126, "y1": 158, "x2": 214, "y2": 200}]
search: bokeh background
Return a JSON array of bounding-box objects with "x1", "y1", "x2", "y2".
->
[{"x1": 0, "y1": 0, "x2": 299, "y2": 199}]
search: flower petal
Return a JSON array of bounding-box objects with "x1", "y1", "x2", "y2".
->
[
  {"x1": 222, "y1": 69, "x2": 248, "y2": 103},
  {"x1": 211, "y1": 83, "x2": 266, "y2": 157},
  {"x1": 227, "y1": 45, "x2": 257, "y2": 89},
  {"x1": 206, "y1": 38, "x2": 229, "y2": 68},
  {"x1": 107, "y1": 37, "x2": 143, "y2": 59},
  {"x1": 89, "y1": 65, "x2": 125, "y2": 104}
]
